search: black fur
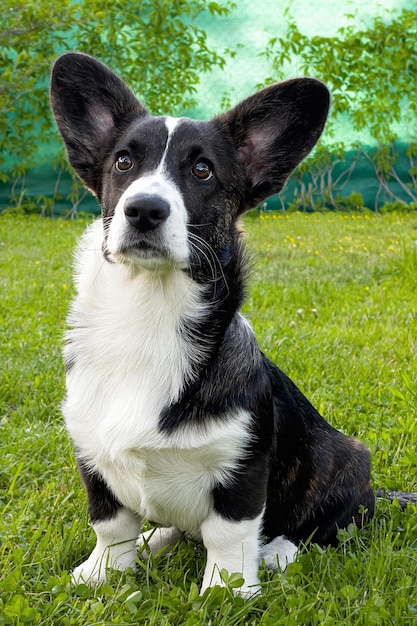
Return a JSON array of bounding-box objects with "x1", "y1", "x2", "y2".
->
[{"x1": 77, "y1": 458, "x2": 123, "y2": 523}]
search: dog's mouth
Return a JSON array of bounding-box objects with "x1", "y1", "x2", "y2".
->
[
  {"x1": 103, "y1": 231, "x2": 174, "y2": 267},
  {"x1": 121, "y1": 239, "x2": 165, "y2": 258},
  {"x1": 107, "y1": 240, "x2": 167, "y2": 263},
  {"x1": 102, "y1": 213, "x2": 189, "y2": 270}
]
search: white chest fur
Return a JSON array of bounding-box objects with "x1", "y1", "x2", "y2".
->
[{"x1": 63, "y1": 222, "x2": 252, "y2": 534}]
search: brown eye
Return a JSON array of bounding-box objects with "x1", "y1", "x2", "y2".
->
[
  {"x1": 115, "y1": 152, "x2": 133, "y2": 172},
  {"x1": 192, "y1": 160, "x2": 213, "y2": 181}
]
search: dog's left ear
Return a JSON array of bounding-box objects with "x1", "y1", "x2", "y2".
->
[{"x1": 217, "y1": 78, "x2": 330, "y2": 209}]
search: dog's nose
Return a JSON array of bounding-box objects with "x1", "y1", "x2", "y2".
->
[{"x1": 124, "y1": 194, "x2": 170, "y2": 232}]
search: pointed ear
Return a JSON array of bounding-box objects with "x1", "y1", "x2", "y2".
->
[
  {"x1": 216, "y1": 78, "x2": 330, "y2": 209},
  {"x1": 50, "y1": 52, "x2": 148, "y2": 194}
]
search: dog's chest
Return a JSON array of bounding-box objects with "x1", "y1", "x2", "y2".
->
[
  {"x1": 64, "y1": 232, "x2": 203, "y2": 450},
  {"x1": 65, "y1": 302, "x2": 251, "y2": 532},
  {"x1": 63, "y1": 232, "x2": 252, "y2": 532},
  {"x1": 96, "y1": 417, "x2": 250, "y2": 534}
]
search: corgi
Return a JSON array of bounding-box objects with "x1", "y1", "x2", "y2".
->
[{"x1": 50, "y1": 52, "x2": 375, "y2": 596}]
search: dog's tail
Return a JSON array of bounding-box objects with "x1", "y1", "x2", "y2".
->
[{"x1": 376, "y1": 489, "x2": 417, "y2": 510}]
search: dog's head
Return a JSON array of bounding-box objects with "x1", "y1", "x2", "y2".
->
[{"x1": 50, "y1": 53, "x2": 329, "y2": 271}]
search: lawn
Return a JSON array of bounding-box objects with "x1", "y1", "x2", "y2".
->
[{"x1": 0, "y1": 210, "x2": 416, "y2": 625}]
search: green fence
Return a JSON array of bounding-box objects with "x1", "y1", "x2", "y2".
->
[{"x1": 1, "y1": 0, "x2": 414, "y2": 214}]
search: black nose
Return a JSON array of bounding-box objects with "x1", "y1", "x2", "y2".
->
[{"x1": 124, "y1": 194, "x2": 170, "y2": 232}]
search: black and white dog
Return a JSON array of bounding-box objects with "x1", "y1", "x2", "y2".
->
[{"x1": 50, "y1": 52, "x2": 375, "y2": 596}]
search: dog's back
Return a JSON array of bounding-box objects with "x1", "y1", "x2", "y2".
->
[{"x1": 265, "y1": 361, "x2": 374, "y2": 545}]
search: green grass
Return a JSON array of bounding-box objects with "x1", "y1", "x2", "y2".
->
[{"x1": 1, "y1": 211, "x2": 417, "y2": 625}]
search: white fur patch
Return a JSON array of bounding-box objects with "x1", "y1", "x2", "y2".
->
[
  {"x1": 65, "y1": 223, "x2": 203, "y2": 455},
  {"x1": 160, "y1": 116, "x2": 182, "y2": 167}
]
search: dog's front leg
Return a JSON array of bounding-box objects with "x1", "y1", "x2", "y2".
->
[
  {"x1": 73, "y1": 508, "x2": 142, "y2": 584},
  {"x1": 200, "y1": 511, "x2": 262, "y2": 597},
  {"x1": 73, "y1": 461, "x2": 142, "y2": 584}
]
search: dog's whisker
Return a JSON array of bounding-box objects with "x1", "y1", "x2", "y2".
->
[
  {"x1": 187, "y1": 221, "x2": 213, "y2": 228},
  {"x1": 188, "y1": 235, "x2": 218, "y2": 279},
  {"x1": 188, "y1": 232, "x2": 231, "y2": 300}
]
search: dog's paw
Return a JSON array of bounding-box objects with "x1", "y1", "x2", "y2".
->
[
  {"x1": 137, "y1": 526, "x2": 182, "y2": 559},
  {"x1": 200, "y1": 568, "x2": 261, "y2": 598},
  {"x1": 259, "y1": 536, "x2": 298, "y2": 571},
  {"x1": 200, "y1": 580, "x2": 261, "y2": 598},
  {"x1": 71, "y1": 544, "x2": 137, "y2": 585},
  {"x1": 72, "y1": 559, "x2": 106, "y2": 586}
]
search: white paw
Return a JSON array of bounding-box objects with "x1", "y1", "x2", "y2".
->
[
  {"x1": 71, "y1": 542, "x2": 137, "y2": 585},
  {"x1": 72, "y1": 559, "x2": 106, "y2": 585},
  {"x1": 200, "y1": 566, "x2": 261, "y2": 598},
  {"x1": 259, "y1": 536, "x2": 298, "y2": 571},
  {"x1": 137, "y1": 526, "x2": 182, "y2": 559}
]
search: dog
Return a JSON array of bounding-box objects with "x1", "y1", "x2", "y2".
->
[{"x1": 50, "y1": 52, "x2": 375, "y2": 596}]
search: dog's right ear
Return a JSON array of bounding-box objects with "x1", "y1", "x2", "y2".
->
[{"x1": 50, "y1": 52, "x2": 147, "y2": 194}]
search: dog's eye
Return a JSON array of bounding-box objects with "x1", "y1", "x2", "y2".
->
[
  {"x1": 192, "y1": 160, "x2": 213, "y2": 181},
  {"x1": 115, "y1": 152, "x2": 133, "y2": 172}
]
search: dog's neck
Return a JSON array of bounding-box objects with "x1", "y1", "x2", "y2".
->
[{"x1": 186, "y1": 231, "x2": 247, "y2": 348}]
